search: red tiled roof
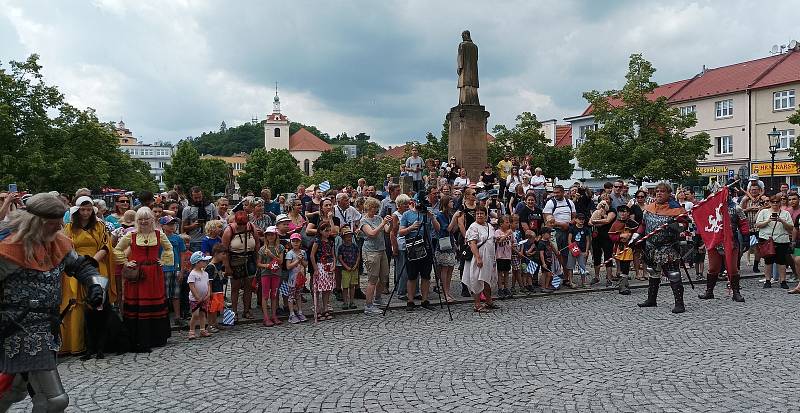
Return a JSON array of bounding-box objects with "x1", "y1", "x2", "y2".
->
[
  {"x1": 670, "y1": 54, "x2": 784, "y2": 102},
  {"x1": 751, "y1": 51, "x2": 800, "y2": 89},
  {"x1": 485, "y1": 132, "x2": 495, "y2": 142},
  {"x1": 555, "y1": 125, "x2": 572, "y2": 148},
  {"x1": 289, "y1": 128, "x2": 332, "y2": 152},
  {"x1": 382, "y1": 145, "x2": 408, "y2": 159},
  {"x1": 580, "y1": 79, "x2": 692, "y2": 116}
]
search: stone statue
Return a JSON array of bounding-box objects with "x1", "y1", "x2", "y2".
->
[{"x1": 457, "y1": 30, "x2": 479, "y2": 106}]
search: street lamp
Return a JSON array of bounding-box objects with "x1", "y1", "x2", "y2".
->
[{"x1": 767, "y1": 126, "x2": 781, "y2": 192}]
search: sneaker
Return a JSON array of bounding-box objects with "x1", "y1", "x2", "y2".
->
[
  {"x1": 364, "y1": 305, "x2": 382, "y2": 316},
  {"x1": 373, "y1": 297, "x2": 384, "y2": 306},
  {"x1": 406, "y1": 301, "x2": 416, "y2": 312},
  {"x1": 763, "y1": 280, "x2": 772, "y2": 288},
  {"x1": 413, "y1": 294, "x2": 423, "y2": 300},
  {"x1": 207, "y1": 325, "x2": 220, "y2": 333},
  {"x1": 397, "y1": 295, "x2": 408, "y2": 301},
  {"x1": 605, "y1": 280, "x2": 613, "y2": 287},
  {"x1": 348, "y1": 303, "x2": 357, "y2": 310},
  {"x1": 297, "y1": 313, "x2": 307, "y2": 322},
  {"x1": 288, "y1": 314, "x2": 301, "y2": 324},
  {"x1": 781, "y1": 281, "x2": 790, "y2": 289},
  {"x1": 420, "y1": 300, "x2": 435, "y2": 311},
  {"x1": 341, "y1": 303, "x2": 350, "y2": 310}
]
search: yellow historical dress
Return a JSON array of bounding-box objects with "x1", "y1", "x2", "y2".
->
[{"x1": 60, "y1": 221, "x2": 114, "y2": 354}]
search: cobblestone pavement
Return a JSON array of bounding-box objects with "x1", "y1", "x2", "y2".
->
[{"x1": 11, "y1": 277, "x2": 800, "y2": 412}]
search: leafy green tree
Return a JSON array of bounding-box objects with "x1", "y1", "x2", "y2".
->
[
  {"x1": 0, "y1": 54, "x2": 156, "y2": 194},
  {"x1": 190, "y1": 122, "x2": 262, "y2": 156},
  {"x1": 313, "y1": 147, "x2": 348, "y2": 172},
  {"x1": 576, "y1": 54, "x2": 711, "y2": 182},
  {"x1": 237, "y1": 149, "x2": 304, "y2": 195},
  {"x1": 163, "y1": 141, "x2": 227, "y2": 196},
  {"x1": 488, "y1": 112, "x2": 574, "y2": 179}
]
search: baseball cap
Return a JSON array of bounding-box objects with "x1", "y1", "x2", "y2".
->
[
  {"x1": 276, "y1": 214, "x2": 290, "y2": 224},
  {"x1": 575, "y1": 213, "x2": 587, "y2": 220},
  {"x1": 290, "y1": 232, "x2": 302, "y2": 241},
  {"x1": 189, "y1": 251, "x2": 212, "y2": 265},
  {"x1": 749, "y1": 173, "x2": 759, "y2": 181},
  {"x1": 159, "y1": 216, "x2": 178, "y2": 226}
]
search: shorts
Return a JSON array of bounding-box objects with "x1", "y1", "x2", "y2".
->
[
  {"x1": 567, "y1": 254, "x2": 587, "y2": 272},
  {"x1": 434, "y1": 250, "x2": 457, "y2": 268},
  {"x1": 496, "y1": 258, "x2": 511, "y2": 272},
  {"x1": 363, "y1": 250, "x2": 389, "y2": 284},
  {"x1": 341, "y1": 269, "x2": 360, "y2": 287},
  {"x1": 209, "y1": 292, "x2": 224, "y2": 313},
  {"x1": 163, "y1": 270, "x2": 179, "y2": 299},
  {"x1": 406, "y1": 258, "x2": 432, "y2": 281},
  {"x1": 592, "y1": 237, "x2": 613, "y2": 267},
  {"x1": 261, "y1": 275, "x2": 281, "y2": 298},
  {"x1": 190, "y1": 299, "x2": 209, "y2": 313},
  {"x1": 510, "y1": 253, "x2": 521, "y2": 271}
]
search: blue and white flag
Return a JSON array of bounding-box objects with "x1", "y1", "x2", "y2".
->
[{"x1": 319, "y1": 180, "x2": 331, "y2": 192}]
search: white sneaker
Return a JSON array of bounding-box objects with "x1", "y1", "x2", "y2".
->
[
  {"x1": 288, "y1": 314, "x2": 301, "y2": 324},
  {"x1": 364, "y1": 305, "x2": 382, "y2": 316},
  {"x1": 373, "y1": 297, "x2": 384, "y2": 306}
]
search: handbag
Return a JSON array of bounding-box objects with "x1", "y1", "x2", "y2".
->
[
  {"x1": 406, "y1": 234, "x2": 428, "y2": 261},
  {"x1": 437, "y1": 236, "x2": 453, "y2": 252},
  {"x1": 121, "y1": 264, "x2": 143, "y2": 282},
  {"x1": 758, "y1": 222, "x2": 778, "y2": 258}
]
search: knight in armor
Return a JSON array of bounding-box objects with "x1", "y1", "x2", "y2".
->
[
  {"x1": 0, "y1": 193, "x2": 104, "y2": 412},
  {"x1": 636, "y1": 182, "x2": 689, "y2": 313},
  {"x1": 698, "y1": 190, "x2": 749, "y2": 302}
]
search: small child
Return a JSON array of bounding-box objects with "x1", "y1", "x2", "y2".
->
[
  {"x1": 609, "y1": 205, "x2": 638, "y2": 295},
  {"x1": 206, "y1": 244, "x2": 227, "y2": 332},
  {"x1": 536, "y1": 230, "x2": 556, "y2": 293},
  {"x1": 494, "y1": 215, "x2": 514, "y2": 299},
  {"x1": 256, "y1": 226, "x2": 284, "y2": 327},
  {"x1": 337, "y1": 227, "x2": 360, "y2": 310},
  {"x1": 310, "y1": 222, "x2": 337, "y2": 320},
  {"x1": 521, "y1": 230, "x2": 539, "y2": 293},
  {"x1": 509, "y1": 214, "x2": 523, "y2": 294},
  {"x1": 160, "y1": 216, "x2": 186, "y2": 327},
  {"x1": 187, "y1": 251, "x2": 212, "y2": 339},
  {"x1": 201, "y1": 220, "x2": 224, "y2": 255},
  {"x1": 567, "y1": 213, "x2": 592, "y2": 288},
  {"x1": 285, "y1": 233, "x2": 308, "y2": 324}
]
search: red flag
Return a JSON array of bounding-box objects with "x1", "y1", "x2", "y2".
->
[{"x1": 691, "y1": 187, "x2": 733, "y2": 252}]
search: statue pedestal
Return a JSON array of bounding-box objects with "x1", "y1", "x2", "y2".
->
[{"x1": 447, "y1": 104, "x2": 490, "y2": 182}]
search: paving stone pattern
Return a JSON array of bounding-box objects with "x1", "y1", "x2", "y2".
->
[{"x1": 11, "y1": 278, "x2": 800, "y2": 412}]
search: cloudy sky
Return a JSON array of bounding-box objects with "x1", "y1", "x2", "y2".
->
[{"x1": 1, "y1": 0, "x2": 798, "y2": 146}]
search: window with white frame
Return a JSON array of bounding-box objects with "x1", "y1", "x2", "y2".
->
[
  {"x1": 715, "y1": 136, "x2": 733, "y2": 155},
  {"x1": 774, "y1": 90, "x2": 795, "y2": 111},
  {"x1": 680, "y1": 105, "x2": 696, "y2": 116},
  {"x1": 778, "y1": 129, "x2": 796, "y2": 150},
  {"x1": 715, "y1": 99, "x2": 733, "y2": 118}
]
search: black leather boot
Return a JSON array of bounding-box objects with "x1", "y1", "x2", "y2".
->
[
  {"x1": 730, "y1": 273, "x2": 745, "y2": 302},
  {"x1": 670, "y1": 281, "x2": 685, "y2": 313},
  {"x1": 697, "y1": 273, "x2": 717, "y2": 299},
  {"x1": 637, "y1": 277, "x2": 659, "y2": 307}
]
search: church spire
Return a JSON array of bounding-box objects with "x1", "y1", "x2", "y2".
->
[{"x1": 273, "y1": 82, "x2": 280, "y2": 114}]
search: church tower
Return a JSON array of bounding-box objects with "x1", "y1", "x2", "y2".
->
[{"x1": 264, "y1": 84, "x2": 290, "y2": 151}]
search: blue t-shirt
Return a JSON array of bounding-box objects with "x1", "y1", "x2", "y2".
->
[
  {"x1": 568, "y1": 224, "x2": 591, "y2": 251},
  {"x1": 164, "y1": 233, "x2": 186, "y2": 271},
  {"x1": 201, "y1": 236, "x2": 221, "y2": 255},
  {"x1": 400, "y1": 210, "x2": 435, "y2": 241}
]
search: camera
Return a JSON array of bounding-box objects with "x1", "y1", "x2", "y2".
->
[{"x1": 415, "y1": 189, "x2": 430, "y2": 213}]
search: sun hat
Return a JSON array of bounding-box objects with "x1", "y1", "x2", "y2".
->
[
  {"x1": 265, "y1": 225, "x2": 277, "y2": 234},
  {"x1": 189, "y1": 251, "x2": 212, "y2": 265},
  {"x1": 69, "y1": 195, "x2": 97, "y2": 216},
  {"x1": 275, "y1": 214, "x2": 291, "y2": 224}
]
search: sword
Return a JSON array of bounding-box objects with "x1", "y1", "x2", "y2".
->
[{"x1": 679, "y1": 259, "x2": 695, "y2": 290}]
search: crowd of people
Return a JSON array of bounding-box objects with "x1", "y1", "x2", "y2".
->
[{"x1": 2, "y1": 153, "x2": 799, "y2": 354}]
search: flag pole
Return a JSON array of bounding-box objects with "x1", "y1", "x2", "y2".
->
[{"x1": 600, "y1": 179, "x2": 740, "y2": 268}]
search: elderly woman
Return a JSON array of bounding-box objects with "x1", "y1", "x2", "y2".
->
[
  {"x1": 756, "y1": 194, "x2": 793, "y2": 289},
  {"x1": 216, "y1": 197, "x2": 230, "y2": 223},
  {"x1": 222, "y1": 211, "x2": 260, "y2": 320},
  {"x1": 105, "y1": 194, "x2": 131, "y2": 229},
  {"x1": 531, "y1": 167, "x2": 547, "y2": 210},
  {"x1": 462, "y1": 208, "x2": 497, "y2": 312},
  {"x1": 113, "y1": 207, "x2": 172, "y2": 353},
  {"x1": 61, "y1": 196, "x2": 114, "y2": 355},
  {"x1": 360, "y1": 197, "x2": 392, "y2": 315}
]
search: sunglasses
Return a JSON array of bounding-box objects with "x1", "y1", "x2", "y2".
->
[
  {"x1": 613, "y1": 186, "x2": 622, "y2": 188},
  {"x1": 118, "y1": 200, "x2": 129, "y2": 203}
]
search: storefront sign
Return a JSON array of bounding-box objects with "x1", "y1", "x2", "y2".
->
[
  {"x1": 696, "y1": 166, "x2": 730, "y2": 175},
  {"x1": 751, "y1": 162, "x2": 800, "y2": 176}
]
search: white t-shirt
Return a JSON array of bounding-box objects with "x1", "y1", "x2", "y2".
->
[
  {"x1": 335, "y1": 205, "x2": 362, "y2": 231},
  {"x1": 188, "y1": 269, "x2": 210, "y2": 302},
  {"x1": 531, "y1": 174, "x2": 546, "y2": 188},
  {"x1": 454, "y1": 177, "x2": 470, "y2": 188},
  {"x1": 542, "y1": 197, "x2": 575, "y2": 224},
  {"x1": 405, "y1": 156, "x2": 424, "y2": 181},
  {"x1": 681, "y1": 201, "x2": 694, "y2": 212}
]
